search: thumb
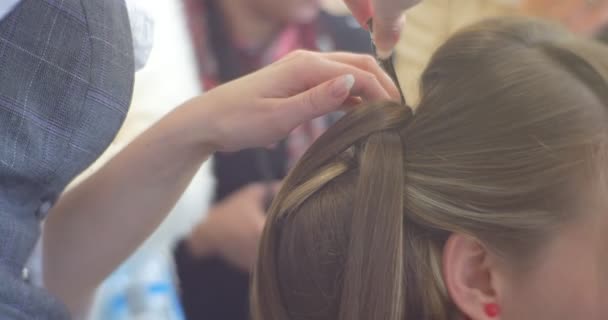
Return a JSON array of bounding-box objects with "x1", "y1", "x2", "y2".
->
[
  {"x1": 271, "y1": 181, "x2": 283, "y2": 195},
  {"x1": 280, "y1": 74, "x2": 355, "y2": 128},
  {"x1": 372, "y1": 13, "x2": 406, "y2": 58},
  {"x1": 254, "y1": 212, "x2": 266, "y2": 229},
  {"x1": 343, "y1": 0, "x2": 374, "y2": 28}
]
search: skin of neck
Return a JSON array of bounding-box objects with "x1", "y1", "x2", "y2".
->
[{"x1": 218, "y1": 0, "x2": 283, "y2": 48}]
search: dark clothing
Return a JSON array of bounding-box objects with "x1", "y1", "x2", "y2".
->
[{"x1": 174, "y1": 6, "x2": 372, "y2": 320}]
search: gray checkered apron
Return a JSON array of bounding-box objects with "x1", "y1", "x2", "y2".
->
[{"x1": 0, "y1": 0, "x2": 134, "y2": 318}]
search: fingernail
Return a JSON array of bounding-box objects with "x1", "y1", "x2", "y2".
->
[
  {"x1": 376, "y1": 49, "x2": 392, "y2": 59},
  {"x1": 331, "y1": 74, "x2": 355, "y2": 98},
  {"x1": 372, "y1": 14, "x2": 405, "y2": 59},
  {"x1": 371, "y1": 33, "x2": 393, "y2": 58}
]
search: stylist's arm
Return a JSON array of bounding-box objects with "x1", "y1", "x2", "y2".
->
[
  {"x1": 43, "y1": 50, "x2": 399, "y2": 316},
  {"x1": 343, "y1": 0, "x2": 422, "y2": 57}
]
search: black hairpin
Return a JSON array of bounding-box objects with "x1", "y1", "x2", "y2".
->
[{"x1": 367, "y1": 19, "x2": 406, "y2": 105}]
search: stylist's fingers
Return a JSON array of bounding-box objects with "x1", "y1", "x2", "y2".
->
[
  {"x1": 569, "y1": 2, "x2": 608, "y2": 35},
  {"x1": 554, "y1": 1, "x2": 593, "y2": 30},
  {"x1": 265, "y1": 51, "x2": 392, "y2": 101},
  {"x1": 370, "y1": 0, "x2": 422, "y2": 57},
  {"x1": 271, "y1": 182, "x2": 283, "y2": 195},
  {"x1": 337, "y1": 66, "x2": 392, "y2": 101},
  {"x1": 343, "y1": 0, "x2": 374, "y2": 27},
  {"x1": 588, "y1": 2, "x2": 608, "y2": 33},
  {"x1": 277, "y1": 74, "x2": 355, "y2": 127},
  {"x1": 278, "y1": 70, "x2": 391, "y2": 129},
  {"x1": 280, "y1": 52, "x2": 393, "y2": 101},
  {"x1": 371, "y1": 13, "x2": 406, "y2": 58},
  {"x1": 324, "y1": 52, "x2": 401, "y2": 100}
]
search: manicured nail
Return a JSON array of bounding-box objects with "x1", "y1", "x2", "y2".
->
[
  {"x1": 331, "y1": 74, "x2": 355, "y2": 98},
  {"x1": 373, "y1": 15, "x2": 405, "y2": 59},
  {"x1": 376, "y1": 49, "x2": 392, "y2": 59}
]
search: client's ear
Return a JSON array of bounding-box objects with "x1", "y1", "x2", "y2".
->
[{"x1": 443, "y1": 233, "x2": 504, "y2": 320}]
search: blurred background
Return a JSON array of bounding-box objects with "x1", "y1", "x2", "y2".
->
[{"x1": 40, "y1": 0, "x2": 604, "y2": 319}]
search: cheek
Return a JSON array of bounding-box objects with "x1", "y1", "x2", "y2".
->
[{"x1": 502, "y1": 235, "x2": 606, "y2": 320}]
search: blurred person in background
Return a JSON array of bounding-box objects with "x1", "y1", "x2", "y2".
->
[
  {"x1": 0, "y1": 0, "x2": 398, "y2": 318},
  {"x1": 173, "y1": 0, "x2": 374, "y2": 319},
  {"x1": 386, "y1": 0, "x2": 608, "y2": 103}
]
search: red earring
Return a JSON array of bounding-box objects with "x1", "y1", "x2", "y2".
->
[{"x1": 484, "y1": 303, "x2": 500, "y2": 318}]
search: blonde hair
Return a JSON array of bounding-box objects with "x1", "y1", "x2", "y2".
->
[{"x1": 252, "y1": 17, "x2": 608, "y2": 320}]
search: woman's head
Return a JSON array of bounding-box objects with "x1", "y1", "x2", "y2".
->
[{"x1": 252, "y1": 17, "x2": 608, "y2": 320}]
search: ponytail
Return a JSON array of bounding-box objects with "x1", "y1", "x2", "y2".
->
[
  {"x1": 252, "y1": 102, "x2": 413, "y2": 320},
  {"x1": 338, "y1": 129, "x2": 406, "y2": 320}
]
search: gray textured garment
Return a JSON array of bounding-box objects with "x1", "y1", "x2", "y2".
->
[
  {"x1": 0, "y1": 0, "x2": 153, "y2": 71},
  {"x1": 0, "y1": 0, "x2": 21, "y2": 21},
  {"x1": 0, "y1": 0, "x2": 134, "y2": 318}
]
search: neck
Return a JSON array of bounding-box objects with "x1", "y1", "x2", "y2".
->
[{"x1": 218, "y1": 0, "x2": 282, "y2": 48}]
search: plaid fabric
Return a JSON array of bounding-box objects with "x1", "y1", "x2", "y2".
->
[
  {"x1": 183, "y1": 0, "x2": 330, "y2": 168},
  {"x1": 0, "y1": 0, "x2": 134, "y2": 318},
  {"x1": 0, "y1": 1, "x2": 21, "y2": 21}
]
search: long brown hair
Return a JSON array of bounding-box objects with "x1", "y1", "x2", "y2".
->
[{"x1": 252, "y1": 17, "x2": 608, "y2": 320}]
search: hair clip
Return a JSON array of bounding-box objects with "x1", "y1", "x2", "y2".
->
[{"x1": 367, "y1": 19, "x2": 406, "y2": 105}]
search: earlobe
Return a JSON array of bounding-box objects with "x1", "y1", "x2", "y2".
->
[
  {"x1": 484, "y1": 303, "x2": 501, "y2": 318},
  {"x1": 443, "y1": 233, "x2": 501, "y2": 319}
]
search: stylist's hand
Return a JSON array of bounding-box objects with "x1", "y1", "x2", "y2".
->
[
  {"x1": 189, "y1": 50, "x2": 400, "y2": 152},
  {"x1": 522, "y1": 0, "x2": 608, "y2": 36},
  {"x1": 343, "y1": 0, "x2": 422, "y2": 57},
  {"x1": 187, "y1": 183, "x2": 278, "y2": 272}
]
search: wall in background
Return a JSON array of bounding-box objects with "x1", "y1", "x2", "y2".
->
[{"x1": 86, "y1": 0, "x2": 215, "y2": 318}]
